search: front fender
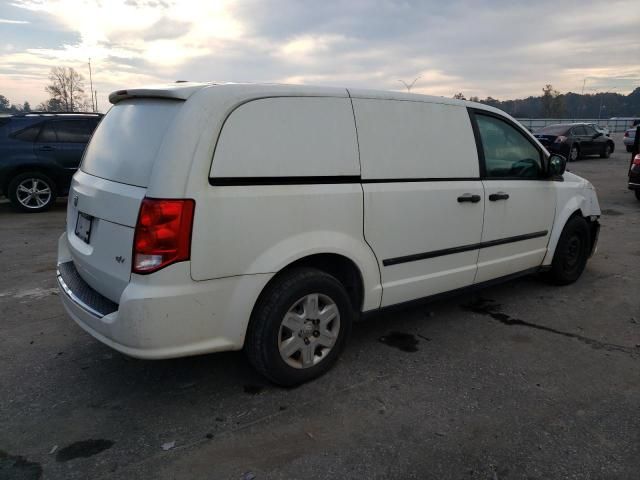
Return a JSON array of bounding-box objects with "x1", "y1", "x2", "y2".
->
[{"x1": 542, "y1": 183, "x2": 599, "y2": 265}]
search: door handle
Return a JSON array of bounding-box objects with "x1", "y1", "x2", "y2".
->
[
  {"x1": 457, "y1": 193, "x2": 481, "y2": 203},
  {"x1": 489, "y1": 192, "x2": 510, "y2": 201},
  {"x1": 37, "y1": 145, "x2": 55, "y2": 151}
]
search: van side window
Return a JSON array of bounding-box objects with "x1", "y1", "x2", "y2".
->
[
  {"x1": 211, "y1": 97, "x2": 359, "y2": 179},
  {"x1": 476, "y1": 114, "x2": 542, "y2": 179}
]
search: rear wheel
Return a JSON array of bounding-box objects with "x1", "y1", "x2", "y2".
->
[
  {"x1": 544, "y1": 216, "x2": 590, "y2": 285},
  {"x1": 635, "y1": 189, "x2": 640, "y2": 202},
  {"x1": 627, "y1": 145, "x2": 634, "y2": 153},
  {"x1": 8, "y1": 172, "x2": 57, "y2": 213},
  {"x1": 245, "y1": 268, "x2": 353, "y2": 386},
  {"x1": 600, "y1": 143, "x2": 612, "y2": 158},
  {"x1": 569, "y1": 144, "x2": 580, "y2": 162}
]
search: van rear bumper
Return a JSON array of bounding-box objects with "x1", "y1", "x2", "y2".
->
[{"x1": 57, "y1": 234, "x2": 273, "y2": 359}]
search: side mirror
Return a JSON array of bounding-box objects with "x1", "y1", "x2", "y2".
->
[
  {"x1": 593, "y1": 132, "x2": 603, "y2": 138},
  {"x1": 549, "y1": 154, "x2": 566, "y2": 177}
]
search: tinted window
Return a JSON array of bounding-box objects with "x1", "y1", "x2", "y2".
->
[
  {"x1": 82, "y1": 99, "x2": 181, "y2": 188},
  {"x1": 571, "y1": 126, "x2": 587, "y2": 136},
  {"x1": 11, "y1": 124, "x2": 41, "y2": 142},
  {"x1": 54, "y1": 120, "x2": 93, "y2": 143},
  {"x1": 583, "y1": 125, "x2": 597, "y2": 136},
  {"x1": 476, "y1": 114, "x2": 542, "y2": 179},
  {"x1": 38, "y1": 122, "x2": 57, "y2": 142},
  {"x1": 537, "y1": 125, "x2": 569, "y2": 135}
]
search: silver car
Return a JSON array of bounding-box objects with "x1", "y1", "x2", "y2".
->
[{"x1": 624, "y1": 128, "x2": 637, "y2": 152}]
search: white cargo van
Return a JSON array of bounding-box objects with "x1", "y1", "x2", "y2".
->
[{"x1": 57, "y1": 83, "x2": 601, "y2": 385}]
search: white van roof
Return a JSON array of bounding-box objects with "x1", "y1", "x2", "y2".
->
[{"x1": 107, "y1": 81, "x2": 502, "y2": 115}]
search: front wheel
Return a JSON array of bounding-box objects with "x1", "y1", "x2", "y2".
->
[
  {"x1": 544, "y1": 216, "x2": 590, "y2": 285},
  {"x1": 600, "y1": 143, "x2": 612, "y2": 158},
  {"x1": 245, "y1": 268, "x2": 354, "y2": 386},
  {"x1": 8, "y1": 172, "x2": 57, "y2": 213}
]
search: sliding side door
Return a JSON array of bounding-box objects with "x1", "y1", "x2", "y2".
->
[{"x1": 353, "y1": 97, "x2": 484, "y2": 307}]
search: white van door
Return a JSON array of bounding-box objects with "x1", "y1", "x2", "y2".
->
[
  {"x1": 352, "y1": 97, "x2": 485, "y2": 307},
  {"x1": 470, "y1": 110, "x2": 556, "y2": 283}
]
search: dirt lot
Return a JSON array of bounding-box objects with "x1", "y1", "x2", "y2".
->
[{"x1": 1, "y1": 138, "x2": 639, "y2": 480}]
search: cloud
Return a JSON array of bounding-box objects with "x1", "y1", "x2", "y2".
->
[
  {"x1": 0, "y1": 18, "x2": 29, "y2": 24},
  {"x1": 0, "y1": 0, "x2": 638, "y2": 108}
]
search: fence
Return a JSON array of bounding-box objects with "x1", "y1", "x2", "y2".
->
[{"x1": 516, "y1": 118, "x2": 636, "y2": 133}]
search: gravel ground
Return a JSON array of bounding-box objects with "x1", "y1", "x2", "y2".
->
[{"x1": 1, "y1": 137, "x2": 638, "y2": 480}]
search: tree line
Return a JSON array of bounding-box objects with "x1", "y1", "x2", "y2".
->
[
  {"x1": 2, "y1": 71, "x2": 639, "y2": 118},
  {"x1": 0, "y1": 66, "x2": 94, "y2": 114},
  {"x1": 453, "y1": 85, "x2": 640, "y2": 118}
]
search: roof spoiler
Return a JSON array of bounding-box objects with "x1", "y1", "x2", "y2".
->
[{"x1": 108, "y1": 82, "x2": 213, "y2": 105}]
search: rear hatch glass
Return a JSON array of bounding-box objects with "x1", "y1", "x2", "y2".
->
[{"x1": 81, "y1": 98, "x2": 182, "y2": 187}]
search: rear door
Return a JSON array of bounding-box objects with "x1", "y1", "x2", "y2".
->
[
  {"x1": 66, "y1": 99, "x2": 183, "y2": 303},
  {"x1": 354, "y1": 99, "x2": 484, "y2": 307},
  {"x1": 33, "y1": 119, "x2": 94, "y2": 179},
  {"x1": 571, "y1": 125, "x2": 592, "y2": 155},
  {"x1": 470, "y1": 110, "x2": 555, "y2": 283}
]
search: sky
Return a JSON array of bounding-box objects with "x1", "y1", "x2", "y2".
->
[{"x1": 0, "y1": 0, "x2": 639, "y2": 111}]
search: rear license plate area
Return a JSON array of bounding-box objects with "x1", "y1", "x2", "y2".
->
[{"x1": 75, "y1": 212, "x2": 93, "y2": 244}]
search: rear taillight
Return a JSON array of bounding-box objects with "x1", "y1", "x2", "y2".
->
[
  {"x1": 132, "y1": 198, "x2": 195, "y2": 274},
  {"x1": 554, "y1": 136, "x2": 567, "y2": 143},
  {"x1": 633, "y1": 154, "x2": 640, "y2": 166}
]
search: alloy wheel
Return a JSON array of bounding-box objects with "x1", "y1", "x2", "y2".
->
[{"x1": 16, "y1": 178, "x2": 52, "y2": 209}]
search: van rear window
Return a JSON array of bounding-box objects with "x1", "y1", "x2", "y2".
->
[{"x1": 81, "y1": 99, "x2": 182, "y2": 188}]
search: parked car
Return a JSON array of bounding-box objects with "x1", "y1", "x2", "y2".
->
[
  {"x1": 0, "y1": 112, "x2": 102, "y2": 212},
  {"x1": 624, "y1": 128, "x2": 637, "y2": 152},
  {"x1": 533, "y1": 123, "x2": 615, "y2": 161},
  {"x1": 629, "y1": 154, "x2": 640, "y2": 201},
  {"x1": 57, "y1": 83, "x2": 601, "y2": 386},
  {"x1": 586, "y1": 123, "x2": 609, "y2": 137}
]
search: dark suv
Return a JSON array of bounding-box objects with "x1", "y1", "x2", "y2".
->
[{"x1": 0, "y1": 112, "x2": 102, "y2": 212}]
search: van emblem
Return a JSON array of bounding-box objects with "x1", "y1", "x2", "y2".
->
[
  {"x1": 73, "y1": 195, "x2": 78, "y2": 207},
  {"x1": 115, "y1": 256, "x2": 125, "y2": 264}
]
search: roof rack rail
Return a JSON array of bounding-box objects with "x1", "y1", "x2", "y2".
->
[{"x1": 12, "y1": 111, "x2": 103, "y2": 117}]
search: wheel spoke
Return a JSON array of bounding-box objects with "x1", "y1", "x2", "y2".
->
[
  {"x1": 282, "y1": 312, "x2": 304, "y2": 331},
  {"x1": 18, "y1": 185, "x2": 31, "y2": 194},
  {"x1": 35, "y1": 196, "x2": 45, "y2": 207},
  {"x1": 35, "y1": 187, "x2": 51, "y2": 195},
  {"x1": 303, "y1": 294, "x2": 320, "y2": 318},
  {"x1": 300, "y1": 344, "x2": 315, "y2": 367},
  {"x1": 31, "y1": 179, "x2": 37, "y2": 190},
  {"x1": 280, "y1": 336, "x2": 302, "y2": 358},
  {"x1": 318, "y1": 304, "x2": 338, "y2": 327},
  {"x1": 317, "y1": 330, "x2": 336, "y2": 348}
]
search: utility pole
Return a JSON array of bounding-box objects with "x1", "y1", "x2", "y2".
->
[
  {"x1": 88, "y1": 58, "x2": 95, "y2": 112},
  {"x1": 397, "y1": 76, "x2": 421, "y2": 93},
  {"x1": 94, "y1": 90, "x2": 98, "y2": 113}
]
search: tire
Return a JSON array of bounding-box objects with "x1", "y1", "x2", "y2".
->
[
  {"x1": 635, "y1": 189, "x2": 640, "y2": 202},
  {"x1": 568, "y1": 144, "x2": 580, "y2": 162},
  {"x1": 544, "y1": 216, "x2": 590, "y2": 285},
  {"x1": 627, "y1": 145, "x2": 634, "y2": 153},
  {"x1": 245, "y1": 268, "x2": 354, "y2": 386},
  {"x1": 8, "y1": 172, "x2": 57, "y2": 213},
  {"x1": 599, "y1": 143, "x2": 612, "y2": 158}
]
